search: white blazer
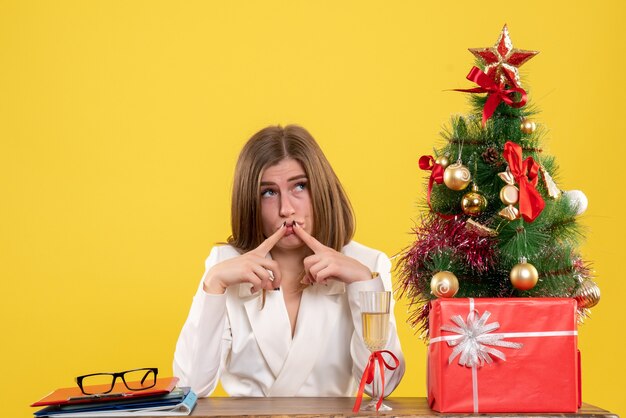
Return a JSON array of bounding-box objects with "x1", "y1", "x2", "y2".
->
[{"x1": 173, "y1": 241, "x2": 405, "y2": 397}]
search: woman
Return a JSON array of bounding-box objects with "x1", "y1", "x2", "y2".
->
[{"x1": 173, "y1": 125, "x2": 405, "y2": 397}]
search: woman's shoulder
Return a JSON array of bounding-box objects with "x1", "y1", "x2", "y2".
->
[
  {"x1": 343, "y1": 241, "x2": 393, "y2": 275},
  {"x1": 205, "y1": 244, "x2": 243, "y2": 266},
  {"x1": 342, "y1": 241, "x2": 389, "y2": 263},
  {"x1": 209, "y1": 244, "x2": 242, "y2": 255}
]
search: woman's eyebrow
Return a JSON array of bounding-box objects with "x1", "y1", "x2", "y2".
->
[{"x1": 260, "y1": 174, "x2": 307, "y2": 186}]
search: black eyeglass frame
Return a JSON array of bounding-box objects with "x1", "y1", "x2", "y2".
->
[{"x1": 75, "y1": 367, "x2": 159, "y2": 395}]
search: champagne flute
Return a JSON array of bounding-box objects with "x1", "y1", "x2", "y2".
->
[{"x1": 359, "y1": 290, "x2": 392, "y2": 411}]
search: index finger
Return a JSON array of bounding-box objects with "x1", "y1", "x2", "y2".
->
[
  {"x1": 254, "y1": 223, "x2": 288, "y2": 254},
  {"x1": 292, "y1": 222, "x2": 326, "y2": 253}
]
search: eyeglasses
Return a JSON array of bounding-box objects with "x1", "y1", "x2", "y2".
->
[{"x1": 75, "y1": 368, "x2": 158, "y2": 395}]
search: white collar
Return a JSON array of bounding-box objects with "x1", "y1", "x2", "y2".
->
[{"x1": 238, "y1": 279, "x2": 346, "y2": 298}]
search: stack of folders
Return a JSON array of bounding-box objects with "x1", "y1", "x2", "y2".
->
[{"x1": 31, "y1": 377, "x2": 197, "y2": 417}]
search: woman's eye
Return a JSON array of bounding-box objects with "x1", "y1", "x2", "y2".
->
[
  {"x1": 261, "y1": 189, "x2": 277, "y2": 198},
  {"x1": 294, "y1": 182, "x2": 307, "y2": 191}
]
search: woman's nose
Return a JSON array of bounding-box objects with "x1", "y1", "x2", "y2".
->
[{"x1": 279, "y1": 194, "x2": 296, "y2": 217}]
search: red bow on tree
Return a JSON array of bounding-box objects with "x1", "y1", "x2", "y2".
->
[
  {"x1": 419, "y1": 155, "x2": 444, "y2": 206},
  {"x1": 503, "y1": 141, "x2": 545, "y2": 222},
  {"x1": 455, "y1": 66, "x2": 528, "y2": 127},
  {"x1": 419, "y1": 156, "x2": 456, "y2": 219}
]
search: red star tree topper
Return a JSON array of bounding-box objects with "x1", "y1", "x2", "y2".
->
[{"x1": 469, "y1": 24, "x2": 538, "y2": 88}]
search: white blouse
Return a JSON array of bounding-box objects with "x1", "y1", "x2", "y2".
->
[{"x1": 173, "y1": 241, "x2": 405, "y2": 397}]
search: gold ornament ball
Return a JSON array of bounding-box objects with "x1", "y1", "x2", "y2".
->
[
  {"x1": 499, "y1": 184, "x2": 519, "y2": 206},
  {"x1": 520, "y1": 119, "x2": 537, "y2": 134},
  {"x1": 461, "y1": 186, "x2": 488, "y2": 216},
  {"x1": 430, "y1": 271, "x2": 459, "y2": 298},
  {"x1": 443, "y1": 163, "x2": 471, "y2": 191},
  {"x1": 510, "y1": 260, "x2": 539, "y2": 290},
  {"x1": 574, "y1": 280, "x2": 600, "y2": 309},
  {"x1": 435, "y1": 155, "x2": 451, "y2": 169}
]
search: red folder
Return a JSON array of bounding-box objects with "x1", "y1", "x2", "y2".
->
[{"x1": 31, "y1": 377, "x2": 178, "y2": 407}]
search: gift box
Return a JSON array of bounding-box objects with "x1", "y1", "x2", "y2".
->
[{"x1": 427, "y1": 298, "x2": 581, "y2": 413}]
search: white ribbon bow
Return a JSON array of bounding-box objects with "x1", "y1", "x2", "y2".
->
[{"x1": 441, "y1": 310, "x2": 523, "y2": 367}]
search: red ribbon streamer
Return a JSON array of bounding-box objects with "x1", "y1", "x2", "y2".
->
[
  {"x1": 503, "y1": 141, "x2": 545, "y2": 222},
  {"x1": 352, "y1": 350, "x2": 400, "y2": 413},
  {"x1": 455, "y1": 66, "x2": 528, "y2": 126}
]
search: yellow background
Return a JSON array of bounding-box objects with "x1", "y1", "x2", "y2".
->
[{"x1": 1, "y1": 1, "x2": 624, "y2": 416}]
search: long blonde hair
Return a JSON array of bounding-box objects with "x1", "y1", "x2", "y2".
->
[{"x1": 228, "y1": 125, "x2": 355, "y2": 252}]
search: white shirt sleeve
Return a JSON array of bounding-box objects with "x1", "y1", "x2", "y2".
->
[
  {"x1": 346, "y1": 252, "x2": 406, "y2": 396},
  {"x1": 173, "y1": 247, "x2": 233, "y2": 397}
]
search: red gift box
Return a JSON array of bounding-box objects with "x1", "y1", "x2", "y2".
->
[{"x1": 428, "y1": 298, "x2": 581, "y2": 413}]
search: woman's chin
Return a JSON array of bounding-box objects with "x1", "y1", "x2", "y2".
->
[{"x1": 275, "y1": 235, "x2": 306, "y2": 251}]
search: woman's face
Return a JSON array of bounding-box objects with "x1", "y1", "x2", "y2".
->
[{"x1": 259, "y1": 158, "x2": 314, "y2": 252}]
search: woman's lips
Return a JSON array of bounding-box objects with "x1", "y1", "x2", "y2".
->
[{"x1": 281, "y1": 221, "x2": 301, "y2": 237}]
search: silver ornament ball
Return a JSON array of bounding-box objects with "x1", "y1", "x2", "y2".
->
[{"x1": 563, "y1": 190, "x2": 588, "y2": 215}]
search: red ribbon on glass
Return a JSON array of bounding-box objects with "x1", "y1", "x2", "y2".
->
[
  {"x1": 503, "y1": 141, "x2": 545, "y2": 222},
  {"x1": 455, "y1": 66, "x2": 528, "y2": 127},
  {"x1": 352, "y1": 350, "x2": 400, "y2": 413}
]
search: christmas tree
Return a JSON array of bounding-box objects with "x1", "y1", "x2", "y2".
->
[{"x1": 399, "y1": 25, "x2": 600, "y2": 336}]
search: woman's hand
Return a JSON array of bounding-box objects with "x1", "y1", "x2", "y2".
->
[
  {"x1": 203, "y1": 224, "x2": 287, "y2": 294},
  {"x1": 292, "y1": 222, "x2": 372, "y2": 285}
]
